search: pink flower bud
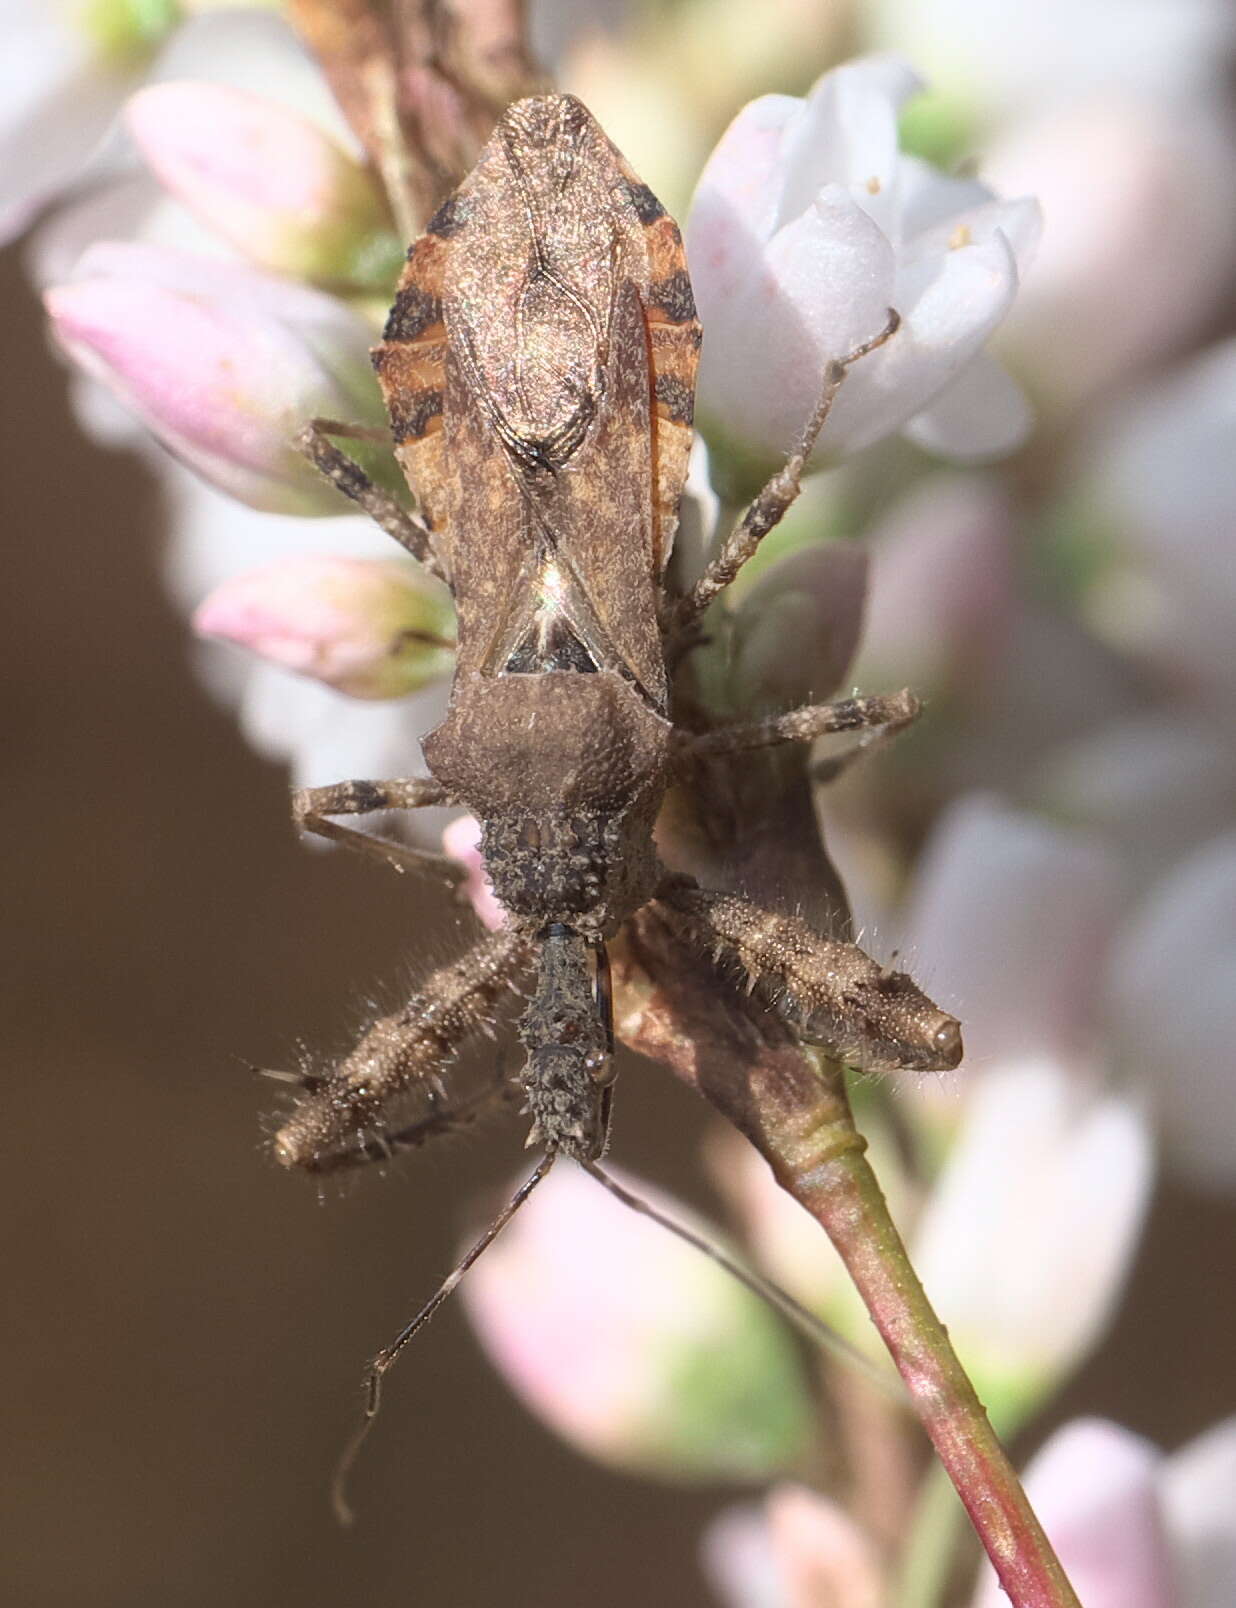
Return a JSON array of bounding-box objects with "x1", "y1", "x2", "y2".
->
[
  {"x1": 45, "y1": 243, "x2": 387, "y2": 512},
  {"x1": 126, "y1": 83, "x2": 402, "y2": 287},
  {"x1": 461, "y1": 1164, "x2": 812, "y2": 1480},
  {"x1": 441, "y1": 815, "x2": 505, "y2": 931},
  {"x1": 193, "y1": 554, "x2": 454, "y2": 699}
]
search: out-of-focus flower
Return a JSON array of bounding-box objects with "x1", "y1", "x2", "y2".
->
[
  {"x1": 685, "y1": 57, "x2": 1040, "y2": 477},
  {"x1": 45, "y1": 242, "x2": 389, "y2": 513},
  {"x1": 0, "y1": 0, "x2": 179, "y2": 242},
  {"x1": 1107, "y1": 835, "x2": 1236, "y2": 1194},
  {"x1": 852, "y1": 472, "x2": 1014, "y2": 698},
  {"x1": 125, "y1": 82, "x2": 403, "y2": 288},
  {"x1": 911, "y1": 1062, "x2": 1152, "y2": 1426},
  {"x1": 986, "y1": 100, "x2": 1236, "y2": 405},
  {"x1": 0, "y1": 0, "x2": 289, "y2": 245},
  {"x1": 461, "y1": 1164, "x2": 812, "y2": 1481},
  {"x1": 1083, "y1": 339, "x2": 1236, "y2": 707},
  {"x1": 971, "y1": 1417, "x2": 1236, "y2": 1608},
  {"x1": 193, "y1": 554, "x2": 454, "y2": 699},
  {"x1": 442, "y1": 814, "x2": 504, "y2": 932},
  {"x1": 1033, "y1": 712, "x2": 1236, "y2": 882},
  {"x1": 703, "y1": 1485, "x2": 885, "y2": 1608},
  {"x1": 872, "y1": 0, "x2": 1235, "y2": 125}
]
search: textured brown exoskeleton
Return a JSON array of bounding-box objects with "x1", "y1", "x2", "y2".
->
[{"x1": 269, "y1": 94, "x2": 962, "y2": 1507}]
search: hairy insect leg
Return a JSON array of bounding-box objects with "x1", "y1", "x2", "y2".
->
[
  {"x1": 332, "y1": 1155, "x2": 556, "y2": 1525},
  {"x1": 273, "y1": 928, "x2": 534, "y2": 1173},
  {"x1": 652, "y1": 880, "x2": 962, "y2": 1074},
  {"x1": 668, "y1": 309, "x2": 900, "y2": 634},
  {"x1": 677, "y1": 689, "x2": 921, "y2": 779},
  {"x1": 295, "y1": 418, "x2": 443, "y2": 577},
  {"x1": 292, "y1": 776, "x2": 463, "y2": 883}
]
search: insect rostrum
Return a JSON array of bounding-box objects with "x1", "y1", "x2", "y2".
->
[{"x1": 275, "y1": 92, "x2": 962, "y2": 1179}]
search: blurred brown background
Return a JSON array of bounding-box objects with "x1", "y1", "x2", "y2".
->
[{"x1": 3, "y1": 239, "x2": 1234, "y2": 1608}]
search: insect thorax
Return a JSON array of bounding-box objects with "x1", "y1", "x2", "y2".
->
[{"x1": 422, "y1": 669, "x2": 671, "y2": 933}]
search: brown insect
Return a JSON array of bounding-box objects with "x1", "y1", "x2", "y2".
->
[{"x1": 270, "y1": 93, "x2": 962, "y2": 1512}]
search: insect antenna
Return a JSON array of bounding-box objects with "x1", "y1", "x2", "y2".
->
[
  {"x1": 331, "y1": 1153, "x2": 557, "y2": 1526},
  {"x1": 579, "y1": 1160, "x2": 900, "y2": 1399}
]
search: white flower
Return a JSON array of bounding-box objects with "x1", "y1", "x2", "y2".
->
[
  {"x1": 1107, "y1": 835, "x2": 1236, "y2": 1193},
  {"x1": 911, "y1": 1062, "x2": 1152, "y2": 1424},
  {"x1": 971, "y1": 1417, "x2": 1236, "y2": 1608},
  {"x1": 1084, "y1": 338, "x2": 1236, "y2": 707},
  {"x1": 870, "y1": 0, "x2": 1236, "y2": 122},
  {"x1": 684, "y1": 56, "x2": 1040, "y2": 471}
]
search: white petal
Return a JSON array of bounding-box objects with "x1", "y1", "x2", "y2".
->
[
  {"x1": 970, "y1": 1420, "x2": 1172, "y2": 1608},
  {"x1": 687, "y1": 92, "x2": 802, "y2": 263},
  {"x1": 899, "y1": 795, "x2": 1121, "y2": 1069},
  {"x1": 701, "y1": 1505, "x2": 786, "y2": 1608},
  {"x1": 896, "y1": 154, "x2": 994, "y2": 241},
  {"x1": 914, "y1": 1064, "x2": 1153, "y2": 1403},
  {"x1": 1162, "y1": 1417, "x2": 1236, "y2": 1608},
  {"x1": 693, "y1": 185, "x2": 895, "y2": 462},
  {"x1": 1107, "y1": 835, "x2": 1236, "y2": 1191},
  {"x1": 822, "y1": 226, "x2": 1020, "y2": 455},
  {"x1": 903, "y1": 352, "x2": 1033, "y2": 460},
  {"x1": 776, "y1": 56, "x2": 921, "y2": 236}
]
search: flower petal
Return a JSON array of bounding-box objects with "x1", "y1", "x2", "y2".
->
[
  {"x1": 1162, "y1": 1416, "x2": 1236, "y2": 1608},
  {"x1": 915, "y1": 1066, "x2": 1153, "y2": 1422},
  {"x1": 1107, "y1": 835, "x2": 1236, "y2": 1191},
  {"x1": 902, "y1": 352, "x2": 1033, "y2": 460},
  {"x1": 900, "y1": 795, "x2": 1121, "y2": 1069}
]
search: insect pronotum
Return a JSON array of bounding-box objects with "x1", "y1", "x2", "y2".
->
[{"x1": 269, "y1": 93, "x2": 963, "y2": 1515}]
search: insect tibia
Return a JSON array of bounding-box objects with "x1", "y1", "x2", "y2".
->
[
  {"x1": 655, "y1": 885, "x2": 963, "y2": 1074},
  {"x1": 272, "y1": 930, "x2": 532, "y2": 1172},
  {"x1": 518, "y1": 930, "x2": 612, "y2": 1160}
]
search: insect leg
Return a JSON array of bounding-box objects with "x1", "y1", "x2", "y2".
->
[
  {"x1": 651, "y1": 881, "x2": 962, "y2": 1074},
  {"x1": 667, "y1": 309, "x2": 900, "y2": 633},
  {"x1": 292, "y1": 776, "x2": 463, "y2": 883},
  {"x1": 675, "y1": 689, "x2": 920, "y2": 779},
  {"x1": 332, "y1": 1155, "x2": 556, "y2": 1525},
  {"x1": 273, "y1": 928, "x2": 534, "y2": 1172},
  {"x1": 295, "y1": 418, "x2": 443, "y2": 577}
]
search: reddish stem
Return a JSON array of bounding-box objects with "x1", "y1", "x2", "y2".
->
[{"x1": 615, "y1": 925, "x2": 1080, "y2": 1608}]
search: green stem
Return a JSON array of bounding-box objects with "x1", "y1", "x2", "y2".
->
[{"x1": 757, "y1": 1054, "x2": 1079, "y2": 1608}]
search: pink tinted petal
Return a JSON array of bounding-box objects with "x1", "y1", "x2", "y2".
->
[
  {"x1": 701, "y1": 1504, "x2": 785, "y2": 1608},
  {"x1": 1162, "y1": 1416, "x2": 1236, "y2": 1608},
  {"x1": 971, "y1": 1420, "x2": 1172, "y2": 1608},
  {"x1": 1107, "y1": 836, "x2": 1236, "y2": 1191},
  {"x1": 126, "y1": 82, "x2": 393, "y2": 282},
  {"x1": 900, "y1": 795, "x2": 1121, "y2": 1068},
  {"x1": 442, "y1": 815, "x2": 505, "y2": 931},
  {"x1": 767, "y1": 1485, "x2": 884, "y2": 1608},
  {"x1": 694, "y1": 186, "x2": 895, "y2": 460},
  {"x1": 902, "y1": 352, "x2": 1033, "y2": 461},
  {"x1": 462, "y1": 1164, "x2": 810, "y2": 1479},
  {"x1": 687, "y1": 93, "x2": 802, "y2": 265}
]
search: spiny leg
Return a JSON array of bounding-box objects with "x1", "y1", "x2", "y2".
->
[
  {"x1": 676, "y1": 689, "x2": 921, "y2": 770},
  {"x1": 652, "y1": 881, "x2": 962, "y2": 1074},
  {"x1": 293, "y1": 775, "x2": 462, "y2": 883},
  {"x1": 295, "y1": 418, "x2": 444, "y2": 579},
  {"x1": 668, "y1": 308, "x2": 900, "y2": 635},
  {"x1": 273, "y1": 928, "x2": 534, "y2": 1173},
  {"x1": 332, "y1": 1155, "x2": 556, "y2": 1525}
]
